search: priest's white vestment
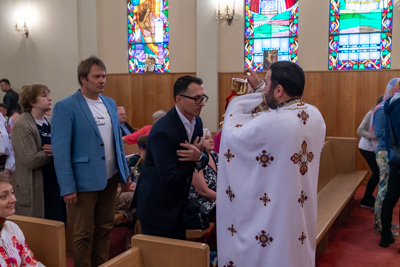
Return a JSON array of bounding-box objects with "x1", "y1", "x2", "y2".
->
[{"x1": 217, "y1": 92, "x2": 326, "y2": 267}]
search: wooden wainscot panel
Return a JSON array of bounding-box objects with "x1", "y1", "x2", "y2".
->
[{"x1": 104, "y1": 73, "x2": 196, "y2": 128}]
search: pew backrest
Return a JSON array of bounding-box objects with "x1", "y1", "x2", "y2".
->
[
  {"x1": 8, "y1": 214, "x2": 66, "y2": 267},
  {"x1": 100, "y1": 234, "x2": 209, "y2": 267}
]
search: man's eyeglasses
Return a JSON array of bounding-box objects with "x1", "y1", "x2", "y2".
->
[{"x1": 179, "y1": 94, "x2": 209, "y2": 104}]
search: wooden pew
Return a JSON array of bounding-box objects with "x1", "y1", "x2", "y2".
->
[
  {"x1": 99, "y1": 234, "x2": 210, "y2": 267},
  {"x1": 316, "y1": 137, "x2": 368, "y2": 251},
  {"x1": 8, "y1": 215, "x2": 66, "y2": 267}
]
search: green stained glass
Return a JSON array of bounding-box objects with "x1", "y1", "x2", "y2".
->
[
  {"x1": 244, "y1": 1, "x2": 299, "y2": 71},
  {"x1": 328, "y1": 0, "x2": 392, "y2": 70}
]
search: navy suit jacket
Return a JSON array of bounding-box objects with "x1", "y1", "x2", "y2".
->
[
  {"x1": 52, "y1": 90, "x2": 129, "y2": 196},
  {"x1": 120, "y1": 122, "x2": 135, "y2": 136},
  {"x1": 136, "y1": 107, "x2": 208, "y2": 229}
]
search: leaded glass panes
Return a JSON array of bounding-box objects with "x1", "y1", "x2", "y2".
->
[
  {"x1": 127, "y1": 0, "x2": 169, "y2": 73},
  {"x1": 245, "y1": 0, "x2": 299, "y2": 71},
  {"x1": 328, "y1": 0, "x2": 393, "y2": 70}
]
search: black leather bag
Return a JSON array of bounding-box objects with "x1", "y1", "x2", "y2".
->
[{"x1": 185, "y1": 198, "x2": 210, "y2": 230}]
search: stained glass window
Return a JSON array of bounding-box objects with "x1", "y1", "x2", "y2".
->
[
  {"x1": 244, "y1": 0, "x2": 299, "y2": 71},
  {"x1": 127, "y1": 0, "x2": 169, "y2": 73},
  {"x1": 328, "y1": 0, "x2": 392, "y2": 70}
]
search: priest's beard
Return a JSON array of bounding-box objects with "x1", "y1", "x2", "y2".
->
[{"x1": 266, "y1": 85, "x2": 278, "y2": 109}]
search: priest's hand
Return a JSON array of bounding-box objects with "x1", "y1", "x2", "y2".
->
[{"x1": 244, "y1": 68, "x2": 261, "y2": 88}]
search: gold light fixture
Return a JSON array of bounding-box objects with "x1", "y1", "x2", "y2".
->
[
  {"x1": 15, "y1": 19, "x2": 29, "y2": 38},
  {"x1": 216, "y1": 0, "x2": 236, "y2": 25}
]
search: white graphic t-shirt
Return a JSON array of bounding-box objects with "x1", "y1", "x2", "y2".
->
[{"x1": 85, "y1": 96, "x2": 117, "y2": 179}]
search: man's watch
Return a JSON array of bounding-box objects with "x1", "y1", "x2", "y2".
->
[{"x1": 198, "y1": 153, "x2": 203, "y2": 162}]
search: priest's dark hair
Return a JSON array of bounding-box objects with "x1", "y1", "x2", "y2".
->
[{"x1": 269, "y1": 61, "x2": 305, "y2": 97}]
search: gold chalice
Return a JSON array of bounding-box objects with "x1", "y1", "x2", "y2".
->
[{"x1": 231, "y1": 78, "x2": 248, "y2": 95}]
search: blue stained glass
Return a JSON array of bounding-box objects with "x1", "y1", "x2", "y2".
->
[
  {"x1": 328, "y1": 0, "x2": 392, "y2": 70},
  {"x1": 127, "y1": 0, "x2": 169, "y2": 73}
]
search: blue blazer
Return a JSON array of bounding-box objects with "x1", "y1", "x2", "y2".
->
[
  {"x1": 52, "y1": 90, "x2": 129, "y2": 196},
  {"x1": 136, "y1": 107, "x2": 208, "y2": 230}
]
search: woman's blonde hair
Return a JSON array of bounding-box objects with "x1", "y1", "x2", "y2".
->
[
  {"x1": 203, "y1": 128, "x2": 211, "y2": 137},
  {"x1": 19, "y1": 83, "x2": 50, "y2": 112}
]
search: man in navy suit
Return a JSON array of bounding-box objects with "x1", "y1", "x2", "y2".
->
[
  {"x1": 118, "y1": 106, "x2": 135, "y2": 136},
  {"x1": 136, "y1": 75, "x2": 209, "y2": 240},
  {"x1": 52, "y1": 56, "x2": 130, "y2": 267}
]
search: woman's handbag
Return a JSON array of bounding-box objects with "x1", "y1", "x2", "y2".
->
[{"x1": 185, "y1": 198, "x2": 210, "y2": 230}]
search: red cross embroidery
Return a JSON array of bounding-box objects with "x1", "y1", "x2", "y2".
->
[
  {"x1": 228, "y1": 224, "x2": 237, "y2": 236},
  {"x1": 226, "y1": 186, "x2": 235, "y2": 202},
  {"x1": 298, "y1": 190, "x2": 308, "y2": 207},
  {"x1": 260, "y1": 193, "x2": 271, "y2": 207},
  {"x1": 291, "y1": 140, "x2": 314, "y2": 175},
  {"x1": 298, "y1": 232, "x2": 307, "y2": 245},
  {"x1": 255, "y1": 230, "x2": 273, "y2": 247},
  {"x1": 224, "y1": 149, "x2": 235, "y2": 162},
  {"x1": 234, "y1": 124, "x2": 243, "y2": 128},
  {"x1": 297, "y1": 101, "x2": 305, "y2": 106},
  {"x1": 223, "y1": 261, "x2": 236, "y2": 267},
  {"x1": 297, "y1": 110, "x2": 309, "y2": 125},
  {"x1": 255, "y1": 149, "x2": 274, "y2": 167}
]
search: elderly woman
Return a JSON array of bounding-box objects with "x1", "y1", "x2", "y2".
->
[
  {"x1": 0, "y1": 173, "x2": 45, "y2": 266},
  {"x1": 186, "y1": 128, "x2": 218, "y2": 229},
  {"x1": 11, "y1": 84, "x2": 66, "y2": 223}
]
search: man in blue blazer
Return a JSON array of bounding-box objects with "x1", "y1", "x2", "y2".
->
[
  {"x1": 52, "y1": 56, "x2": 130, "y2": 267},
  {"x1": 135, "y1": 75, "x2": 209, "y2": 240}
]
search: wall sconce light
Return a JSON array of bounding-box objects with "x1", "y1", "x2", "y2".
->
[
  {"x1": 216, "y1": 0, "x2": 236, "y2": 25},
  {"x1": 15, "y1": 19, "x2": 29, "y2": 38}
]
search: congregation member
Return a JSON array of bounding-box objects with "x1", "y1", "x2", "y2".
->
[
  {"x1": 371, "y1": 78, "x2": 400, "y2": 236},
  {"x1": 217, "y1": 61, "x2": 326, "y2": 266},
  {"x1": 358, "y1": 95, "x2": 383, "y2": 209},
  {"x1": 11, "y1": 83, "x2": 66, "y2": 223},
  {"x1": 6, "y1": 110, "x2": 22, "y2": 134},
  {"x1": 380, "y1": 79, "x2": 400, "y2": 248},
  {"x1": 135, "y1": 75, "x2": 209, "y2": 240},
  {"x1": 122, "y1": 109, "x2": 166, "y2": 145},
  {"x1": 0, "y1": 109, "x2": 14, "y2": 177},
  {"x1": 117, "y1": 135, "x2": 148, "y2": 249},
  {"x1": 118, "y1": 106, "x2": 135, "y2": 136},
  {"x1": 0, "y1": 79, "x2": 21, "y2": 117},
  {"x1": 52, "y1": 56, "x2": 130, "y2": 267},
  {"x1": 0, "y1": 104, "x2": 7, "y2": 119},
  {"x1": 212, "y1": 127, "x2": 222, "y2": 154},
  {"x1": 186, "y1": 128, "x2": 218, "y2": 230},
  {"x1": 0, "y1": 174, "x2": 45, "y2": 266}
]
